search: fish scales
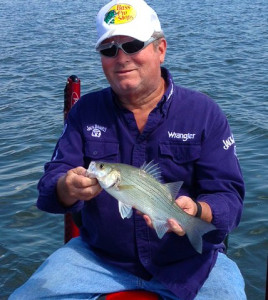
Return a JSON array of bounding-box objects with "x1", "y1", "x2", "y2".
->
[
  {"x1": 120, "y1": 168, "x2": 170, "y2": 208},
  {"x1": 118, "y1": 168, "x2": 175, "y2": 218}
]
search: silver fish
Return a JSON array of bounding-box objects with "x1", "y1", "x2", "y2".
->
[{"x1": 86, "y1": 161, "x2": 216, "y2": 253}]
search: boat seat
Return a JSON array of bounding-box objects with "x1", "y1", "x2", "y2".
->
[{"x1": 98, "y1": 290, "x2": 162, "y2": 299}]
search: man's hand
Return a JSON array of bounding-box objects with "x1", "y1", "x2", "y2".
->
[
  {"x1": 141, "y1": 196, "x2": 212, "y2": 237},
  {"x1": 57, "y1": 167, "x2": 102, "y2": 207}
]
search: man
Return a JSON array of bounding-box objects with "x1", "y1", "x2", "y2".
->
[{"x1": 10, "y1": 0, "x2": 246, "y2": 299}]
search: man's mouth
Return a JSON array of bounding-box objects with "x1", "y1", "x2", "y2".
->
[{"x1": 116, "y1": 69, "x2": 134, "y2": 74}]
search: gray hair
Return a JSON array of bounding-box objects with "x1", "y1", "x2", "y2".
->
[
  {"x1": 151, "y1": 31, "x2": 166, "y2": 49},
  {"x1": 152, "y1": 31, "x2": 165, "y2": 39}
]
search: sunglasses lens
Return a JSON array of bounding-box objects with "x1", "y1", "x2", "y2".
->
[
  {"x1": 100, "y1": 45, "x2": 117, "y2": 57},
  {"x1": 99, "y1": 39, "x2": 147, "y2": 57},
  {"x1": 122, "y1": 40, "x2": 145, "y2": 54}
]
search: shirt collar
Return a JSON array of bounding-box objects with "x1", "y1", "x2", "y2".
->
[{"x1": 156, "y1": 67, "x2": 174, "y2": 115}]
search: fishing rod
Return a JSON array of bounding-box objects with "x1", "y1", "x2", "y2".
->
[{"x1": 63, "y1": 75, "x2": 81, "y2": 243}]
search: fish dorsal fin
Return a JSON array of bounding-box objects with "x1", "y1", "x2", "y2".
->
[
  {"x1": 118, "y1": 201, "x2": 133, "y2": 219},
  {"x1": 140, "y1": 161, "x2": 162, "y2": 181},
  {"x1": 164, "y1": 181, "x2": 184, "y2": 201}
]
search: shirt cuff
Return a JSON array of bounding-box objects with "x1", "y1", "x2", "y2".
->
[{"x1": 196, "y1": 194, "x2": 230, "y2": 242}]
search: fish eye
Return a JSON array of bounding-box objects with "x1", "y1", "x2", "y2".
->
[{"x1": 100, "y1": 163, "x2": 104, "y2": 169}]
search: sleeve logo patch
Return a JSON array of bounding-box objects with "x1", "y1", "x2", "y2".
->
[{"x1": 223, "y1": 135, "x2": 235, "y2": 150}]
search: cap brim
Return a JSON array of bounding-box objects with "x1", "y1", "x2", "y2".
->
[{"x1": 95, "y1": 25, "x2": 153, "y2": 49}]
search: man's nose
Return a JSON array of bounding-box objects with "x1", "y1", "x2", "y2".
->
[{"x1": 116, "y1": 48, "x2": 130, "y2": 60}]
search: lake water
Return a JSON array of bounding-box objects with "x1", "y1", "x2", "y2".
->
[{"x1": 0, "y1": 0, "x2": 267, "y2": 299}]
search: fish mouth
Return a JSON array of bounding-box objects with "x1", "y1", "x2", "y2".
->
[{"x1": 86, "y1": 161, "x2": 97, "y2": 178}]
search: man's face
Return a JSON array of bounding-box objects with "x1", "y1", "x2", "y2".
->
[{"x1": 100, "y1": 35, "x2": 166, "y2": 100}]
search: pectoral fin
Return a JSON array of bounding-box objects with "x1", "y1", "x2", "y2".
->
[
  {"x1": 151, "y1": 218, "x2": 170, "y2": 239},
  {"x1": 118, "y1": 201, "x2": 133, "y2": 219}
]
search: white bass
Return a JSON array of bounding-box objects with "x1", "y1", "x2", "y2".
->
[{"x1": 86, "y1": 161, "x2": 216, "y2": 253}]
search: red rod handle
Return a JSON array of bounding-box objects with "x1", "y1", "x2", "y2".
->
[{"x1": 63, "y1": 75, "x2": 81, "y2": 244}]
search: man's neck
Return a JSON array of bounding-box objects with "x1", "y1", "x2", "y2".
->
[
  {"x1": 118, "y1": 77, "x2": 166, "y2": 112},
  {"x1": 118, "y1": 77, "x2": 166, "y2": 132}
]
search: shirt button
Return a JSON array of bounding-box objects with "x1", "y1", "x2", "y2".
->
[
  {"x1": 93, "y1": 151, "x2": 98, "y2": 156},
  {"x1": 143, "y1": 259, "x2": 149, "y2": 265}
]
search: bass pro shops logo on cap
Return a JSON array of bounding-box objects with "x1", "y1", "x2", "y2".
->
[{"x1": 104, "y1": 4, "x2": 136, "y2": 25}]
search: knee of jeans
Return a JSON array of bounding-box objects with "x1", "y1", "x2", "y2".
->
[
  {"x1": 9, "y1": 290, "x2": 22, "y2": 300},
  {"x1": 9, "y1": 285, "x2": 37, "y2": 300},
  {"x1": 217, "y1": 253, "x2": 246, "y2": 296}
]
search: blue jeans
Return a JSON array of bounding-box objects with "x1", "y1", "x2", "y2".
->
[{"x1": 9, "y1": 237, "x2": 246, "y2": 300}]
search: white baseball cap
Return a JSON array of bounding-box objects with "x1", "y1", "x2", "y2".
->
[{"x1": 95, "y1": 0, "x2": 162, "y2": 48}]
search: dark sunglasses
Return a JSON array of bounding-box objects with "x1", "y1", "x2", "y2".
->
[{"x1": 96, "y1": 37, "x2": 157, "y2": 58}]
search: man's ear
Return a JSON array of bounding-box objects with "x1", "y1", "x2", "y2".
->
[{"x1": 158, "y1": 38, "x2": 167, "y2": 64}]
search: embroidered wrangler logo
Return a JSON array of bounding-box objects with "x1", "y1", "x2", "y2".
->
[{"x1": 168, "y1": 131, "x2": 196, "y2": 141}]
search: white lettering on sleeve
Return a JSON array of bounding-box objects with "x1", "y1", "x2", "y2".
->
[{"x1": 222, "y1": 135, "x2": 235, "y2": 150}]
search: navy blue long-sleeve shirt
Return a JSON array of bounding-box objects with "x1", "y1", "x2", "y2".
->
[{"x1": 37, "y1": 68, "x2": 244, "y2": 300}]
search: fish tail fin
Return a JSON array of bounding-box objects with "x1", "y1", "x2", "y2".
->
[{"x1": 184, "y1": 218, "x2": 216, "y2": 254}]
